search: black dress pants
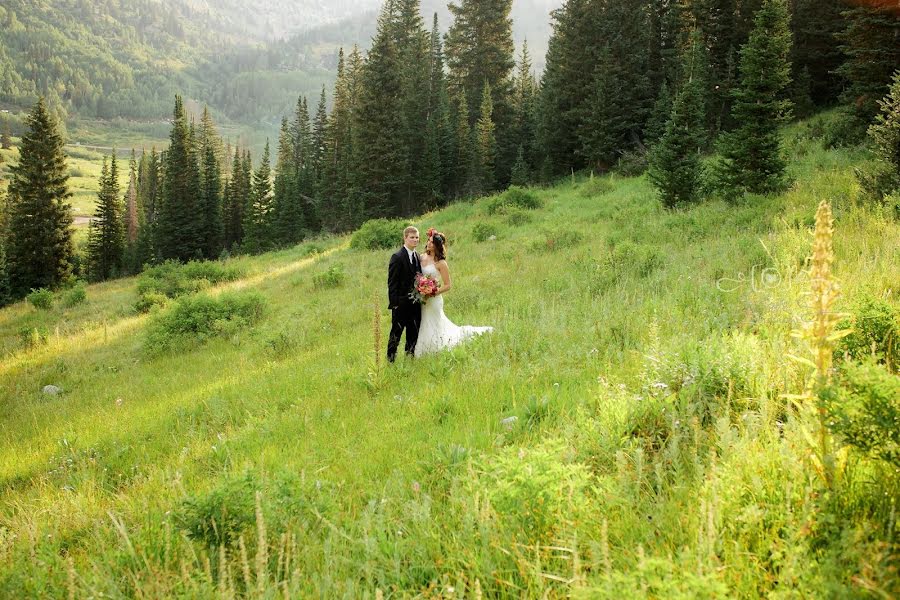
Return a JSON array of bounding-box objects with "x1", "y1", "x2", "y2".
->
[{"x1": 387, "y1": 303, "x2": 421, "y2": 361}]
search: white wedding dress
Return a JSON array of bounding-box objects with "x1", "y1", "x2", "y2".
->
[{"x1": 415, "y1": 263, "x2": 493, "y2": 357}]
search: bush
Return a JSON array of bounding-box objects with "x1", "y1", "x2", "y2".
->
[
  {"x1": 471, "y1": 222, "x2": 498, "y2": 242},
  {"x1": 856, "y1": 161, "x2": 900, "y2": 205},
  {"x1": 312, "y1": 264, "x2": 346, "y2": 289},
  {"x1": 134, "y1": 291, "x2": 168, "y2": 314},
  {"x1": 825, "y1": 359, "x2": 900, "y2": 468},
  {"x1": 300, "y1": 242, "x2": 325, "y2": 257},
  {"x1": 27, "y1": 288, "x2": 53, "y2": 310},
  {"x1": 615, "y1": 149, "x2": 649, "y2": 177},
  {"x1": 145, "y1": 291, "x2": 267, "y2": 352},
  {"x1": 836, "y1": 295, "x2": 900, "y2": 371},
  {"x1": 61, "y1": 282, "x2": 87, "y2": 307},
  {"x1": 137, "y1": 260, "x2": 242, "y2": 301},
  {"x1": 18, "y1": 326, "x2": 49, "y2": 349},
  {"x1": 350, "y1": 219, "x2": 410, "y2": 250},
  {"x1": 505, "y1": 208, "x2": 533, "y2": 226},
  {"x1": 486, "y1": 186, "x2": 542, "y2": 215},
  {"x1": 531, "y1": 229, "x2": 583, "y2": 253},
  {"x1": 175, "y1": 473, "x2": 259, "y2": 547},
  {"x1": 579, "y1": 176, "x2": 615, "y2": 198},
  {"x1": 822, "y1": 109, "x2": 868, "y2": 149}
]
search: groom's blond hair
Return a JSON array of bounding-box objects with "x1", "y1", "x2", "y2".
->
[{"x1": 403, "y1": 226, "x2": 419, "y2": 239}]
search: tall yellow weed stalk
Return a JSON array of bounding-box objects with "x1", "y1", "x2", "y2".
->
[{"x1": 788, "y1": 200, "x2": 851, "y2": 487}]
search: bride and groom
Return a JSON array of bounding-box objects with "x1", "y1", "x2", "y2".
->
[{"x1": 386, "y1": 226, "x2": 492, "y2": 361}]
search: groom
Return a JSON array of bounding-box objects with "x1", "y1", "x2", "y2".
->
[{"x1": 387, "y1": 226, "x2": 422, "y2": 362}]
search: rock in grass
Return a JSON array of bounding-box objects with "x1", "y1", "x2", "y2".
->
[
  {"x1": 501, "y1": 416, "x2": 518, "y2": 430},
  {"x1": 42, "y1": 385, "x2": 62, "y2": 396}
]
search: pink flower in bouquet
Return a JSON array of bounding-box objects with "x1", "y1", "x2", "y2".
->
[{"x1": 410, "y1": 273, "x2": 439, "y2": 304}]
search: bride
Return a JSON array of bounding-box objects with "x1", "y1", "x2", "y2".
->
[{"x1": 415, "y1": 228, "x2": 493, "y2": 357}]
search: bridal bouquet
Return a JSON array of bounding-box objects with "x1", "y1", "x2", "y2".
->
[{"x1": 410, "y1": 273, "x2": 439, "y2": 304}]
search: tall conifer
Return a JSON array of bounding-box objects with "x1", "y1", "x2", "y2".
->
[
  {"x1": 6, "y1": 98, "x2": 75, "y2": 298},
  {"x1": 715, "y1": 0, "x2": 794, "y2": 195},
  {"x1": 87, "y1": 154, "x2": 125, "y2": 280}
]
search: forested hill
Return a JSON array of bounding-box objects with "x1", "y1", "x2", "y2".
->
[
  {"x1": 0, "y1": 0, "x2": 562, "y2": 127},
  {"x1": 0, "y1": 0, "x2": 336, "y2": 123}
]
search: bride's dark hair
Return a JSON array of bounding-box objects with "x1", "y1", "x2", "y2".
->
[{"x1": 430, "y1": 233, "x2": 447, "y2": 261}]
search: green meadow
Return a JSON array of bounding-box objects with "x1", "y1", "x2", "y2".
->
[{"x1": 0, "y1": 115, "x2": 898, "y2": 597}]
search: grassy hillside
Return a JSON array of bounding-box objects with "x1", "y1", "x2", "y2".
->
[{"x1": 0, "y1": 116, "x2": 898, "y2": 597}]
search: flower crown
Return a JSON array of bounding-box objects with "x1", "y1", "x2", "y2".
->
[{"x1": 427, "y1": 227, "x2": 445, "y2": 243}]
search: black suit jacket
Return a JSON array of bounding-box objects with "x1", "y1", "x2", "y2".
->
[{"x1": 388, "y1": 246, "x2": 421, "y2": 309}]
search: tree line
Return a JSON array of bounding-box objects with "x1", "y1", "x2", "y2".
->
[{"x1": 0, "y1": 0, "x2": 898, "y2": 306}]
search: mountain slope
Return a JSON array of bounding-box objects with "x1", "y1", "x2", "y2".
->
[{"x1": 0, "y1": 114, "x2": 897, "y2": 596}]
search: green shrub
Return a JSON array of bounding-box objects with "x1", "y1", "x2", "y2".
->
[
  {"x1": 137, "y1": 260, "x2": 242, "y2": 301},
  {"x1": 855, "y1": 161, "x2": 900, "y2": 205},
  {"x1": 300, "y1": 242, "x2": 325, "y2": 256},
  {"x1": 615, "y1": 149, "x2": 649, "y2": 176},
  {"x1": 61, "y1": 282, "x2": 87, "y2": 307},
  {"x1": 505, "y1": 208, "x2": 533, "y2": 226},
  {"x1": 471, "y1": 222, "x2": 498, "y2": 242},
  {"x1": 486, "y1": 186, "x2": 542, "y2": 215},
  {"x1": 350, "y1": 219, "x2": 410, "y2": 250},
  {"x1": 27, "y1": 288, "x2": 53, "y2": 310},
  {"x1": 312, "y1": 264, "x2": 346, "y2": 289},
  {"x1": 825, "y1": 359, "x2": 900, "y2": 468},
  {"x1": 145, "y1": 291, "x2": 267, "y2": 352},
  {"x1": 822, "y1": 109, "x2": 867, "y2": 149},
  {"x1": 836, "y1": 295, "x2": 900, "y2": 371},
  {"x1": 175, "y1": 473, "x2": 259, "y2": 546},
  {"x1": 531, "y1": 229, "x2": 583, "y2": 252},
  {"x1": 579, "y1": 176, "x2": 615, "y2": 198},
  {"x1": 134, "y1": 291, "x2": 168, "y2": 314},
  {"x1": 18, "y1": 326, "x2": 49, "y2": 349}
]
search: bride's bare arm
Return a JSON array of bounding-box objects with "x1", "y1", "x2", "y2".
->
[{"x1": 436, "y1": 260, "x2": 452, "y2": 295}]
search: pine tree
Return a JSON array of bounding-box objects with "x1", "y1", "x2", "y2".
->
[
  {"x1": 157, "y1": 95, "x2": 202, "y2": 261},
  {"x1": 198, "y1": 107, "x2": 224, "y2": 259},
  {"x1": 445, "y1": 0, "x2": 516, "y2": 184},
  {"x1": 451, "y1": 91, "x2": 473, "y2": 197},
  {"x1": 789, "y1": 0, "x2": 845, "y2": 106},
  {"x1": 510, "y1": 145, "x2": 529, "y2": 186},
  {"x1": 134, "y1": 148, "x2": 160, "y2": 268},
  {"x1": 273, "y1": 117, "x2": 301, "y2": 244},
  {"x1": 6, "y1": 98, "x2": 75, "y2": 298},
  {"x1": 715, "y1": 0, "x2": 794, "y2": 195},
  {"x1": 0, "y1": 188, "x2": 10, "y2": 306},
  {"x1": 312, "y1": 86, "x2": 329, "y2": 185},
  {"x1": 353, "y1": 1, "x2": 406, "y2": 218},
  {"x1": 394, "y1": 0, "x2": 431, "y2": 215},
  {"x1": 836, "y1": 5, "x2": 900, "y2": 123},
  {"x1": 224, "y1": 147, "x2": 245, "y2": 249},
  {"x1": 649, "y1": 33, "x2": 710, "y2": 208},
  {"x1": 646, "y1": 80, "x2": 674, "y2": 146},
  {"x1": 86, "y1": 154, "x2": 125, "y2": 280},
  {"x1": 326, "y1": 48, "x2": 355, "y2": 230},
  {"x1": 860, "y1": 72, "x2": 900, "y2": 201},
  {"x1": 538, "y1": 0, "x2": 603, "y2": 175},
  {"x1": 244, "y1": 141, "x2": 274, "y2": 253},
  {"x1": 474, "y1": 82, "x2": 497, "y2": 193},
  {"x1": 122, "y1": 150, "x2": 141, "y2": 273},
  {"x1": 0, "y1": 242, "x2": 10, "y2": 308},
  {"x1": 578, "y1": 0, "x2": 653, "y2": 169},
  {"x1": 422, "y1": 16, "x2": 446, "y2": 206},
  {"x1": 512, "y1": 41, "x2": 537, "y2": 178},
  {"x1": 124, "y1": 150, "x2": 139, "y2": 246},
  {"x1": 0, "y1": 120, "x2": 11, "y2": 150}
]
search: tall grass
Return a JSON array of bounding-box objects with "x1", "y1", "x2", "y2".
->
[{"x1": 0, "y1": 114, "x2": 898, "y2": 597}]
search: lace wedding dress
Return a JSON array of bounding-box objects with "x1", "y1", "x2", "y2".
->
[{"x1": 415, "y1": 263, "x2": 493, "y2": 357}]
